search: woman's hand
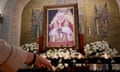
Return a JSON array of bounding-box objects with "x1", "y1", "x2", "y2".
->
[
  {"x1": 34, "y1": 54, "x2": 53, "y2": 71},
  {"x1": 24, "y1": 52, "x2": 53, "y2": 71}
]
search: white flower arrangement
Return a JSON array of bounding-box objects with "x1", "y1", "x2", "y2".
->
[
  {"x1": 84, "y1": 41, "x2": 118, "y2": 58},
  {"x1": 40, "y1": 48, "x2": 84, "y2": 59},
  {"x1": 40, "y1": 48, "x2": 84, "y2": 71},
  {"x1": 21, "y1": 42, "x2": 39, "y2": 53}
]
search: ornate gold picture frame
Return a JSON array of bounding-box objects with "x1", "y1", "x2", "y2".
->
[{"x1": 43, "y1": 4, "x2": 79, "y2": 50}]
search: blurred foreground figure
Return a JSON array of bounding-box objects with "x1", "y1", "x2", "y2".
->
[{"x1": 0, "y1": 39, "x2": 53, "y2": 72}]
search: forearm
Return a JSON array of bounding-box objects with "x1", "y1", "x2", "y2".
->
[
  {"x1": 24, "y1": 52, "x2": 34, "y2": 64},
  {"x1": 0, "y1": 48, "x2": 27, "y2": 72}
]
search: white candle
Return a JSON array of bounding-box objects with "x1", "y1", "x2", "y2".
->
[{"x1": 104, "y1": 53, "x2": 109, "y2": 59}]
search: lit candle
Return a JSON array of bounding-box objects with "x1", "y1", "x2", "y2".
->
[
  {"x1": 104, "y1": 53, "x2": 109, "y2": 59},
  {"x1": 93, "y1": 64, "x2": 97, "y2": 71}
]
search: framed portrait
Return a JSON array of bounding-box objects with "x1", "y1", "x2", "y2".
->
[{"x1": 43, "y1": 4, "x2": 79, "y2": 50}]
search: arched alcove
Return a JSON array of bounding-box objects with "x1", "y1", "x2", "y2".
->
[
  {"x1": 7, "y1": 0, "x2": 31, "y2": 46},
  {"x1": 21, "y1": 0, "x2": 44, "y2": 45}
]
